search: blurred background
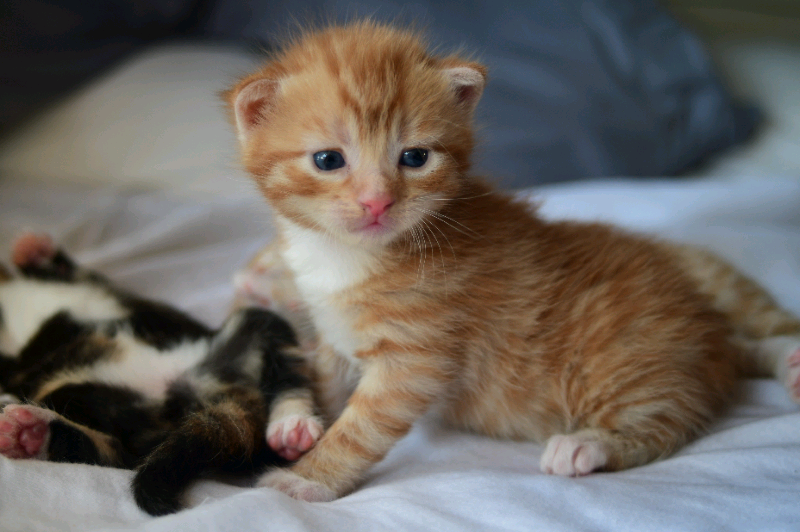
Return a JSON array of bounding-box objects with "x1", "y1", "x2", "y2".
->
[{"x1": 1, "y1": 0, "x2": 799, "y2": 190}]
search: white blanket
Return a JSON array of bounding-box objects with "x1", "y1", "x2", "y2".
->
[{"x1": 1, "y1": 176, "x2": 798, "y2": 532}]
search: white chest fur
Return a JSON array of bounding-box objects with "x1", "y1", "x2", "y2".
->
[{"x1": 278, "y1": 219, "x2": 376, "y2": 360}]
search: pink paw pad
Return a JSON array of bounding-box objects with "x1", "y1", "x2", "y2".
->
[
  {"x1": 267, "y1": 415, "x2": 323, "y2": 461},
  {"x1": 11, "y1": 233, "x2": 55, "y2": 268},
  {"x1": 0, "y1": 405, "x2": 51, "y2": 459}
]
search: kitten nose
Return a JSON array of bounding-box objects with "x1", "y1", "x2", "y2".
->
[{"x1": 359, "y1": 194, "x2": 395, "y2": 217}]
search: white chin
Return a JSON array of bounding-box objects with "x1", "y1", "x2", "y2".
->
[{"x1": 345, "y1": 226, "x2": 396, "y2": 247}]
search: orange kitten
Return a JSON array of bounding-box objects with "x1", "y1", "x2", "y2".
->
[{"x1": 225, "y1": 22, "x2": 800, "y2": 501}]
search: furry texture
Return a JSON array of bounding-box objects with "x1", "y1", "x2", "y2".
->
[
  {"x1": 0, "y1": 234, "x2": 323, "y2": 515},
  {"x1": 226, "y1": 22, "x2": 800, "y2": 500}
]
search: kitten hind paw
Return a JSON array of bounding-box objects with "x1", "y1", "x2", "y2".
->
[
  {"x1": 540, "y1": 434, "x2": 608, "y2": 476},
  {"x1": 267, "y1": 414, "x2": 323, "y2": 461},
  {"x1": 11, "y1": 233, "x2": 55, "y2": 268},
  {"x1": 0, "y1": 404, "x2": 53, "y2": 460}
]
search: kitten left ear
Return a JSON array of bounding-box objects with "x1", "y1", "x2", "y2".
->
[
  {"x1": 442, "y1": 64, "x2": 487, "y2": 114},
  {"x1": 230, "y1": 78, "x2": 282, "y2": 143}
]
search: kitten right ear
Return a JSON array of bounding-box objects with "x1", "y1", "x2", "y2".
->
[
  {"x1": 231, "y1": 78, "x2": 282, "y2": 143},
  {"x1": 442, "y1": 64, "x2": 487, "y2": 114}
]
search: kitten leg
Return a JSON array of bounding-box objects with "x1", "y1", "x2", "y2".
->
[
  {"x1": 232, "y1": 245, "x2": 317, "y2": 348},
  {"x1": 541, "y1": 425, "x2": 695, "y2": 477},
  {"x1": 11, "y1": 232, "x2": 56, "y2": 270},
  {"x1": 0, "y1": 404, "x2": 50, "y2": 459},
  {"x1": 735, "y1": 335, "x2": 800, "y2": 403},
  {"x1": 211, "y1": 308, "x2": 325, "y2": 459},
  {"x1": 258, "y1": 353, "x2": 450, "y2": 501},
  {"x1": 232, "y1": 243, "x2": 292, "y2": 307},
  {"x1": 308, "y1": 344, "x2": 359, "y2": 423},
  {"x1": 753, "y1": 336, "x2": 800, "y2": 403},
  {"x1": 0, "y1": 404, "x2": 123, "y2": 465},
  {"x1": 267, "y1": 388, "x2": 323, "y2": 461},
  {"x1": 11, "y1": 232, "x2": 102, "y2": 283}
]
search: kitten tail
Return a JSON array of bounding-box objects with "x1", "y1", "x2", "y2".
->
[{"x1": 132, "y1": 389, "x2": 274, "y2": 516}]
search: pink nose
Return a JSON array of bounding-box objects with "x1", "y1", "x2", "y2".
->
[{"x1": 359, "y1": 194, "x2": 395, "y2": 217}]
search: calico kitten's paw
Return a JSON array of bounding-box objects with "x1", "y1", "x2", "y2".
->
[
  {"x1": 11, "y1": 233, "x2": 55, "y2": 268},
  {"x1": 257, "y1": 468, "x2": 336, "y2": 502},
  {"x1": 540, "y1": 434, "x2": 608, "y2": 476},
  {"x1": 0, "y1": 404, "x2": 53, "y2": 460},
  {"x1": 267, "y1": 414, "x2": 323, "y2": 461}
]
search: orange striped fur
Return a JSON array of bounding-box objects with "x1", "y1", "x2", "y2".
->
[{"x1": 226, "y1": 22, "x2": 800, "y2": 501}]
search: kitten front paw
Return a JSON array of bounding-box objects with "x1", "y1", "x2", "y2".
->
[
  {"x1": 257, "y1": 468, "x2": 336, "y2": 502},
  {"x1": 540, "y1": 434, "x2": 608, "y2": 476},
  {"x1": 267, "y1": 414, "x2": 323, "y2": 461},
  {"x1": 11, "y1": 233, "x2": 55, "y2": 268},
  {"x1": 0, "y1": 404, "x2": 54, "y2": 460}
]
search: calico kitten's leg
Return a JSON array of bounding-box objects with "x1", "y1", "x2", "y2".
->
[
  {"x1": 13, "y1": 233, "x2": 76, "y2": 280},
  {"x1": 207, "y1": 307, "x2": 324, "y2": 459},
  {"x1": 11, "y1": 232, "x2": 106, "y2": 284},
  {"x1": 267, "y1": 388, "x2": 323, "y2": 461},
  {"x1": 0, "y1": 404, "x2": 125, "y2": 465}
]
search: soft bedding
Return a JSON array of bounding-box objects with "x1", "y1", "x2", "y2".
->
[{"x1": 1, "y1": 176, "x2": 798, "y2": 532}]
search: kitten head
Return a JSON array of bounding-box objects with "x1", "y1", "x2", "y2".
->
[{"x1": 226, "y1": 22, "x2": 486, "y2": 248}]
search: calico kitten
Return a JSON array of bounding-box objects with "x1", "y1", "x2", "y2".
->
[
  {"x1": 0, "y1": 233, "x2": 323, "y2": 515},
  {"x1": 225, "y1": 22, "x2": 800, "y2": 501}
]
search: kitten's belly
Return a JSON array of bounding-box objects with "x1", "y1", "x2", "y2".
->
[
  {"x1": 0, "y1": 280, "x2": 128, "y2": 356},
  {"x1": 35, "y1": 332, "x2": 210, "y2": 402}
]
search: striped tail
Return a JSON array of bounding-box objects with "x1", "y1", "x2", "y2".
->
[
  {"x1": 132, "y1": 388, "x2": 280, "y2": 516},
  {"x1": 669, "y1": 243, "x2": 800, "y2": 402}
]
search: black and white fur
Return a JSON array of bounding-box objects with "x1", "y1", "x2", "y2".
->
[{"x1": 0, "y1": 235, "x2": 323, "y2": 515}]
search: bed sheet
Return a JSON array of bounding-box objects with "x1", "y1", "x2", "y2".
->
[{"x1": 0, "y1": 176, "x2": 799, "y2": 532}]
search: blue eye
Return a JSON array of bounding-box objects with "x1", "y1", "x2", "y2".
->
[
  {"x1": 313, "y1": 151, "x2": 346, "y2": 171},
  {"x1": 400, "y1": 148, "x2": 428, "y2": 168}
]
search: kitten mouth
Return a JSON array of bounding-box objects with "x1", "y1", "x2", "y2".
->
[
  {"x1": 354, "y1": 217, "x2": 392, "y2": 236},
  {"x1": 357, "y1": 220, "x2": 387, "y2": 233}
]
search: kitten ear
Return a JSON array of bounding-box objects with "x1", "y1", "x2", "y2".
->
[
  {"x1": 442, "y1": 64, "x2": 487, "y2": 113},
  {"x1": 230, "y1": 78, "x2": 282, "y2": 143}
]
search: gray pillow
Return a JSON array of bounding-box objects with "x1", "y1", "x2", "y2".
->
[{"x1": 205, "y1": 0, "x2": 758, "y2": 187}]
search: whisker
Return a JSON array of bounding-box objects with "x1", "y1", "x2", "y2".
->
[
  {"x1": 426, "y1": 191, "x2": 493, "y2": 202},
  {"x1": 424, "y1": 215, "x2": 456, "y2": 264},
  {"x1": 419, "y1": 218, "x2": 449, "y2": 297},
  {"x1": 419, "y1": 208, "x2": 481, "y2": 239}
]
